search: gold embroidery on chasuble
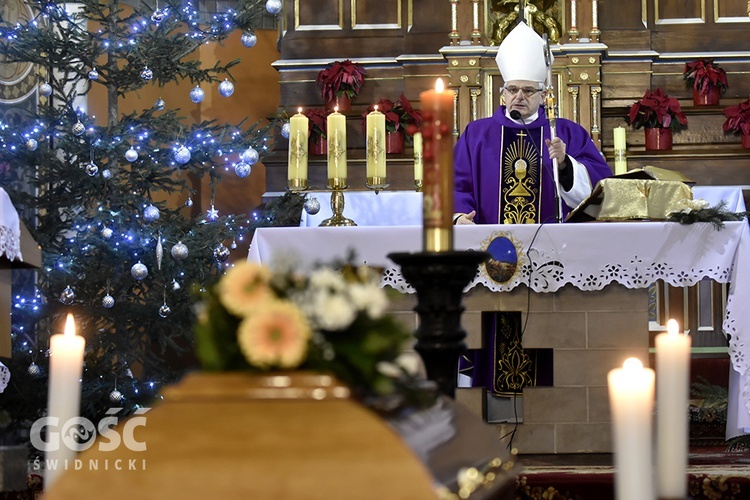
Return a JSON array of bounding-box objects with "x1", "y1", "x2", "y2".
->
[{"x1": 499, "y1": 127, "x2": 542, "y2": 224}]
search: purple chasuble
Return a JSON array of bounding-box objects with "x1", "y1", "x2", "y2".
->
[{"x1": 454, "y1": 106, "x2": 612, "y2": 224}]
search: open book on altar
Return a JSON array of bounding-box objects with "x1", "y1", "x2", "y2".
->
[{"x1": 566, "y1": 166, "x2": 696, "y2": 222}]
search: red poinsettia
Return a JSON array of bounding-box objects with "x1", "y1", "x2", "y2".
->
[
  {"x1": 304, "y1": 108, "x2": 329, "y2": 141},
  {"x1": 316, "y1": 60, "x2": 366, "y2": 103},
  {"x1": 684, "y1": 58, "x2": 728, "y2": 96},
  {"x1": 626, "y1": 88, "x2": 688, "y2": 130},
  {"x1": 723, "y1": 98, "x2": 750, "y2": 136},
  {"x1": 361, "y1": 94, "x2": 423, "y2": 133}
]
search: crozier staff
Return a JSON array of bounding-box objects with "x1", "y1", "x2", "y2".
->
[{"x1": 453, "y1": 22, "x2": 611, "y2": 225}]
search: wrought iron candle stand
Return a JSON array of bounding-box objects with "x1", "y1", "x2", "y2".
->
[{"x1": 388, "y1": 250, "x2": 489, "y2": 398}]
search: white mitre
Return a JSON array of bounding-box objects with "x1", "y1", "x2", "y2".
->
[{"x1": 495, "y1": 22, "x2": 552, "y2": 84}]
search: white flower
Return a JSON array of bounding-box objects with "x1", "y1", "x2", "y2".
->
[
  {"x1": 309, "y1": 268, "x2": 347, "y2": 292},
  {"x1": 672, "y1": 197, "x2": 710, "y2": 215},
  {"x1": 311, "y1": 292, "x2": 357, "y2": 331},
  {"x1": 348, "y1": 282, "x2": 389, "y2": 318}
]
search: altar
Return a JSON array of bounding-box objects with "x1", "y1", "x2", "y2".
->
[{"x1": 249, "y1": 188, "x2": 750, "y2": 452}]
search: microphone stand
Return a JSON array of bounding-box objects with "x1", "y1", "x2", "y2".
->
[{"x1": 543, "y1": 34, "x2": 563, "y2": 223}]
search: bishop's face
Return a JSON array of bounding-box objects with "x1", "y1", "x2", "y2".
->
[{"x1": 503, "y1": 80, "x2": 545, "y2": 120}]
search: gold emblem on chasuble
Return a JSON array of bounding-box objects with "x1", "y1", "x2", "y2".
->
[{"x1": 500, "y1": 129, "x2": 541, "y2": 224}]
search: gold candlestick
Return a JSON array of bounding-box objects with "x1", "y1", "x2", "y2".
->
[{"x1": 319, "y1": 180, "x2": 356, "y2": 227}]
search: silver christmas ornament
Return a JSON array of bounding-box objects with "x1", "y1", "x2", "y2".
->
[
  {"x1": 218, "y1": 79, "x2": 234, "y2": 97},
  {"x1": 172, "y1": 279, "x2": 181, "y2": 291},
  {"x1": 141, "y1": 66, "x2": 153, "y2": 81},
  {"x1": 85, "y1": 162, "x2": 99, "y2": 176},
  {"x1": 174, "y1": 145, "x2": 191, "y2": 165},
  {"x1": 230, "y1": 239, "x2": 237, "y2": 249},
  {"x1": 59, "y1": 286, "x2": 75, "y2": 305},
  {"x1": 72, "y1": 121, "x2": 85, "y2": 136},
  {"x1": 28, "y1": 363, "x2": 41, "y2": 376},
  {"x1": 159, "y1": 303, "x2": 171, "y2": 318},
  {"x1": 241, "y1": 32, "x2": 257, "y2": 48},
  {"x1": 185, "y1": 196, "x2": 193, "y2": 208},
  {"x1": 26, "y1": 139, "x2": 38, "y2": 151},
  {"x1": 39, "y1": 82, "x2": 53, "y2": 97},
  {"x1": 171, "y1": 241, "x2": 188, "y2": 260},
  {"x1": 109, "y1": 389, "x2": 123, "y2": 403},
  {"x1": 206, "y1": 205, "x2": 219, "y2": 221},
  {"x1": 102, "y1": 294, "x2": 115, "y2": 308},
  {"x1": 213, "y1": 243, "x2": 230, "y2": 262},
  {"x1": 240, "y1": 147, "x2": 259, "y2": 165},
  {"x1": 151, "y1": 8, "x2": 165, "y2": 23},
  {"x1": 156, "y1": 236, "x2": 163, "y2": 270},
  {"x1": 189, "y1": 86, "x2": 205, "y2": 103},
  {"x1": 101, "y1": 227, "x2": 113, "y2": 239},
  {"x1": 266, "y1": 0, "x2": 282, "y2": 15},
  {"x1": 234, "y1": 162, "x2": 251, "y2": 178},
  {"x1": 102, "y1": 169, "x2": 112, "y2": 179},
  {"x1": 130, "y1": 262, "x2": 148, "y2": 280},
  {"x1": 154, "y1": 97, "x2": 165, "y2": 110},
  {"x1": 125, "y1": 148, "x2": 138, "y2": 162},
  {"x1": 143, "y1": 204, "x2": 160, "y2": 222},
  {"x1": 304, "y1": 197, "x2": 321, "y2": 215},
  {"x1": 281, "y1": 122, "x2": 291, "y2": 139},
  {"x1": 89, "y1": 68, "x2": 99, "y2": 80}
]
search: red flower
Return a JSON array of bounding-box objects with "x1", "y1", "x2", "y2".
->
[
  {"x1": 360, "y1": 94, "x2": 423, "y2": 134},
  {"x1": 723, "y1": 99, "x2": 750, "y2": 136},
  {"x1": 684, "y1": 58, "x2": 728, "y2": 96},
  {"x1": 626, "y1": 88, "x2": 688, "y2": 130},
  {"x1": 316, "y1": 60, "x2": 366, "y2": 103},
  {"x1": 304, "y1": 108, "x2": 329, "y2": 141}
]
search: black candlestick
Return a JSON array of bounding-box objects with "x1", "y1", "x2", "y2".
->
[{"x1": 388, "y1": 250, "x2": 489, "y2": 397}]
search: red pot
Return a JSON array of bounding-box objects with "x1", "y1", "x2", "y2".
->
[
  {"x1": 309, "y1": 135, "x2": 327, "y2": 155},
  {"x1": 693, "y1": 86, "x2": 721, "y2": 106},
  {"x1": 386, "y1": 131, "x2": 404, "y2": 154},
  {"x1": 326, "y1": 93, "x2": 351, "y2": 112},
  {"x1": 644, "y1": 127, "x2": 672, "y2": 151},
  {"x1": 742, "y1": 133, "x2": 750, "y2": 149}
]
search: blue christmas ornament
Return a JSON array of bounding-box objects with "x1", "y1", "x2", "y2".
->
[
  {"x1": 281, "y1": 122, "x2": 291, "y2": 139},
  {"x1": 141, "y1": 66, "x2": 153, "y2": 81},
  {"x1": 154, "y1": 97, "x2": 165, "y2": 110},
  {"x1": 240, "y1": 147, "x2": 259, "y2": 165},
  {"x1": 131, "y1": 262, "x2": 148, "y2": 280},
  {"x1": 26, "y1": 139, "x2": 38, "y2": 151},
  {"x1": 89, "y1": 68, "x2": 99, "y2": 80},
  {"x1": 234, "y1": 162, "x2": 251, "y2": 178},
  {"x1": 39, "y1": 82, "x2": 52, "y2": 97},
  {"x1": 241, "y1": 33, "x2": 257, "y2": 48},
  {"x1": 173, "y1": 145, "x2": 191, "y2": 165},
  {"x1": 189, "y1": 86, "x2": 205, "y2": 104},
  {"x1": 219, "y1": 79, "x2": 234, "y2": 97},
  {"x1": 266, "y1": 0, "x2": 282, "y2": 15},
  {"x1": 143, "y1": 204, "x2": 160, "y2": 222}
]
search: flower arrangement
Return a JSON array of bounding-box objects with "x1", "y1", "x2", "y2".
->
[
  {"x1": 667, "y1": 200, "x2": 749, "y2": 230},
  {"x1": 194, "y1": 260, "x2": 434, "y2": 403},
  {"x1": 722, "y1": 98, "x2": 750, "y2": 136},
  {"x1": 684, "y1": 58, "x2": 728, "y2": 96},
  {"x1": 316, "y1": 59, "x2": 366, "y2": 104},
  {"x1": 361, "y1": 94, "x2": 423, "y2": 134},
  {"x1": 626, "y1": 88, "x2": 688, "y2": 130},
  {"x1": 304, "y1": 108, "x2": 329, "y2": 142}
]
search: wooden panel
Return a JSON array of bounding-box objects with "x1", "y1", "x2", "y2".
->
[
  {"x1": 655, "y1": 0, "x2": 705, "y2": 24},
  {"x1": 714, "y1": 0, "x2": 750, "y2": 22},
  {"x1": 599, "y1": 0, "x2": 645, "y2": 29},
  {"x1": 296, "y1": 0, "x2": 343, "y2": 29},
  {"x1": 352, "y1": 0, "x2": 401, "y2": 28}
]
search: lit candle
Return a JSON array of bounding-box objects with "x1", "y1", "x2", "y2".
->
[
  {"x1": 327, "y1": 106, "x2": 347, "y2": 188},
  {"x1": 288, "y1": 108, "x2": 309, "y2": 190},
  {"x1": 46, "y1": 313, "x2": 85, "y2": 489},
  {"x1": 613, "y1": 126, "x2": 627, "y2": 175},
  {"x1": 607, "y1": 357, "x2": 655, "y2": 500},
  {"x1": 413, "y1": 132, "x2": 423, "y2": 182},
  {"x1": 419, "y1": 78, "x2": 454, "y2": 252},
  {"x1": 655, "y1": 319, "x2": 691, "y2": 499},
  {"x1": 366, "y1": 105, "x2": 386, "y2": 184}
]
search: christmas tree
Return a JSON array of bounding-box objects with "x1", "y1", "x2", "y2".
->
[{"x1": 0, "y1": 0, "x2": 283, "y2": 452}]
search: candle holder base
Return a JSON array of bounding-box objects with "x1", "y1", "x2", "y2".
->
[
  {"x1": 319, "y1": 188, "x2": 356, "y2": 227},
  {"x1": 387, "y1": 250, "x2": 489, "y2": 397},
  {"x1": 365, "y1": 179, "x2": 389, "y2": 194},
  {"x1": 287, "y1": 179, "x2": 309, "y2": 192},
  {"x1": 414, "y1": 179, "x2": 423, "y2": 192}
]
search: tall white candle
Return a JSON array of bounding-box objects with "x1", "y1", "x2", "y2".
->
[
  {"x1": 413, "y1": 132, "x2": 423, "y2": 182},
  {"x1": 656, "y1": 319, "x2": 691, "y2": 499},
  {"x1": 366, "y1": 106, "x2": 386, "y2": 181},
  {"x1": 288, "y1": 108, "x2": 309, "y2": 186},
  {"x1": 46, "y1": 313, "x2": 85, "y2": 489},
  {"x1": 327, "y1": 106, "x2": 347, "y2": 185},
  {"x1": 608, "y1": 357, "x2": 655, "y2": 500},
  {"x1": 613, "y1": 126, "x2": 627, "y2": 175}
]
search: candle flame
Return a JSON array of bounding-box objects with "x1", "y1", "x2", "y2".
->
[
  {"x1": 667, "y1": 318, "x2": 679, "y2": 336},
  {"x1": 374, "y1": 104, "x2": 378, "y2": 111},
  {"x1": 622, "y1": 357, "x2": 643, "y2": 371},
  {"x1": 297, "y1": 107, "x2": 303, "y2": 114},
  {"x1": 435, "y1": 78, "x2": 445, "y2": 93},
  {"x1": 334, "y1": 106, "x2": 339, "y2": 113},
  {"x1": 64, "y1": 313, "x2": 76, "y2": 338}
]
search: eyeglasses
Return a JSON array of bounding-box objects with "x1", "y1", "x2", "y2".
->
[{"x1": 503, "y1": 86, "x2": 543, "y2": 97}]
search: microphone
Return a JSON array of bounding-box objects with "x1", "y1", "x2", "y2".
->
[{"x1": 509, "y1": 110, "x2": 562, "y2": 224}]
